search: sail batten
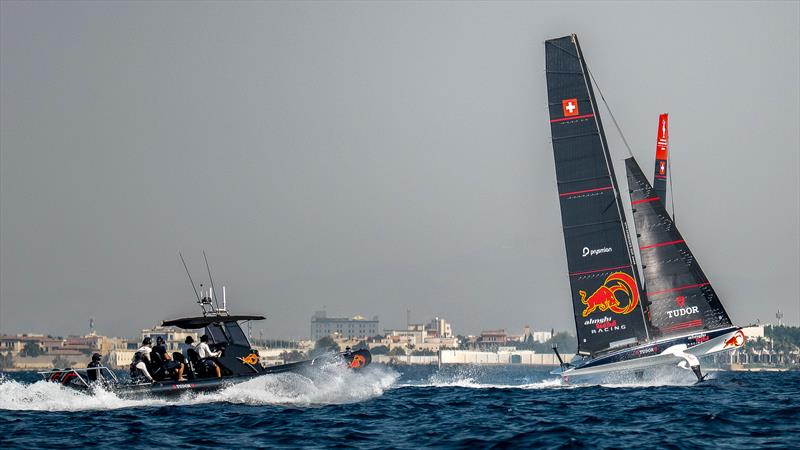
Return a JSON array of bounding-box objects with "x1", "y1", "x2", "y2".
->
[{"x1": 545, "y1": 35, "x2": 649, "y2": 354}]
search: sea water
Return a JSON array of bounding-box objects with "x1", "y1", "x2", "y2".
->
[{"x1": 1, "y1": 365, "x2": 798, "y2": 448}]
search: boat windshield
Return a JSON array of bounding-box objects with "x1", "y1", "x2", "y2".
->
[
  {"x1": 205, "y1": 321, "x2": 250, "y2": 346},
  {"x1": 224, "y1": 322, "x2": 250, "y2": 346}
]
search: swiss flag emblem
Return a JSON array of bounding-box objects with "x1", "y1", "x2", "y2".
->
[
  {"x1": 562, "y1": 99, "x2": 579, "y2": 117},
  {"x1": 659, "y1": 161, "x2": 666, "y2": 175},
  {"x1": 676, "y1": 296, "x2": 685, "y2": 308}
]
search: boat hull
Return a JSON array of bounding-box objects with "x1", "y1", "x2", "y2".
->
[
  {"x1": 43, "y1": 349, "x2": 372, "y2": 398},
  {"x1": 559, "y1": 327, "x2": 744, "y2": 382}
]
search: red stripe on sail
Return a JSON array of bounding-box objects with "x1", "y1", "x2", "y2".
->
[
  {"x1": 550, "y1": 113, "x2": 595, "y2": 123},
  {"x1": 559, "y1": 186, "x2": 613, "y2": 197},
  {"x1": 639, "y1": 239, "x2": 685, "y2": 250},
  {"x1": 647, "y1": 282, "x2": 710, "y2": 297},
  {"x1": 631, "y1": 197, "x2": 660, "y2": 205},
  {"x1": 662, "y1": 319, "x2": 703, "y2": 332},
  {"x1": 569, "y1": 264, "x2": 630, "y2": 277}
]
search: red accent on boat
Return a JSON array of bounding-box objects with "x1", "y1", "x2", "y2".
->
[
  {"x1": 631, "y1": 197, "x2": 660, "y2": 205},
  {"x1": 559, "y1": 186, "x2": 613, "y2": 197},
  {"x1": 639, "y1": 239, "x2": 685, "y2": 250},
  {"x1": 569, "y1": 264, "x2": 631, "y2": 277},
  {"x1": 647, "y1": 282, "x2": 710, "y2": 297},
  {"x1": 662, "y1": 319, "x2": 703, "y2": 331},
  {"x1": 654, "y1": 175, "x2": 667, "y2": 179},
  {"x1": 549, "y1": 113, "x2": 595, "y2": 123}
]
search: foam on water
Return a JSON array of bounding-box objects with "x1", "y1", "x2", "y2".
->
[
  {"x1": 201, "y1": 363, "x2": 398, "y2": 406},
  {"x1": 0, "y1": 365, "x2": 399, "y2": 411},
  {"x1": 396, "y1": 365, "x2": 565, "y2": 389}
]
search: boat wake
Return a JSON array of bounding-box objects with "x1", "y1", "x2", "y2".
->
[
  {"x1": 0, "y1": 364, "x2": 399, "y2": 411},
  {"x1": 396, "y1": 366, "x2": 567, "y2": 390},
  {"x1": 567, "y1": 365, "x2": 713, "y2": 388}
]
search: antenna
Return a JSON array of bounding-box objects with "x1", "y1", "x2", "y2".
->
[
  {"x1": 203, "y1": 251, "x2": 221, "y2": 312},
  {"x1": 222, "y1": 286, "x2": 227, "y2": 312},
  {"x1": 180, "y1": 252, "x2": 201, "y2": 302}
]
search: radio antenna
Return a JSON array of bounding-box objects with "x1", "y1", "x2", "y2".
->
[
  {"x1": 203, "y1": 251, "x2": 221, "y2": 311},
  {"x1": 180, "y1": 252, "x2": 201, "y2": 302}
]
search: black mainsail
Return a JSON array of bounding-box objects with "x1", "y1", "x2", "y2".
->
[
  {"x1": 626, "y1": 157, "x2": 733, "y2": 338},
  {"x1": 545, "y1": 35, "x2": 649, "y2": 355}
]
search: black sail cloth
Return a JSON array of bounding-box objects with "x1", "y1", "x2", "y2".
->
[{"x1": 545, "y1": 35, "x2": 649, "y2": 355}]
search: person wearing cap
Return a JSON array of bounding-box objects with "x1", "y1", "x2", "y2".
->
[
  {"x1": 137, "y1": 337, "x2": 153, "y2": 363},
  {"x1": 86, "y1": 352, "x2": 102, "y2": 382},
  {"x1": 152, "y1": 336, "x2": 186, "y2": 382}
]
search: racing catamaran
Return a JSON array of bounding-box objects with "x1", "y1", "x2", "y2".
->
[{"x1": 544, "y1": 34, "x2": 743, "y2": 382}]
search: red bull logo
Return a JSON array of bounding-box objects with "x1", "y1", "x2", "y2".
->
[
  {"x1": 723, "y1": 330, "x2": 745, "y2": 349},
  {"x1": 238, "y1": 352, "x2": 260, "y2": 365},
  {"x1": 350, "y1": 354, "x2": 366, "y2": 369},
  {"x1": 579, "y1": 272, "x2": 639, "y2": 318}
]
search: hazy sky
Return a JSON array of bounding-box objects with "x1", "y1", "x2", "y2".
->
[{"x1": 1, "y1": 1, "x2": 798, "y2": 339}]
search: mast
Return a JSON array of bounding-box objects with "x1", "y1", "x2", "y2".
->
[
  {"x1": 545, "y1": 34, "x2": 650, "y2": 355},
  {"x1": 573, "y1": 37, "x2": 650, "y2": 339}
]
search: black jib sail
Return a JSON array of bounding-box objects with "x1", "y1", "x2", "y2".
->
[
  {"x1": 545, "y1": 35, "x2": 649, "y2": 355},
  {"x1": 625, "y1": 157, "x2": 733, "y2": 338}
]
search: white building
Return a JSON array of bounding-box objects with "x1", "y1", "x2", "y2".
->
[{"x1": 310, "y1": 311, "x2": 379, "y2": 341}]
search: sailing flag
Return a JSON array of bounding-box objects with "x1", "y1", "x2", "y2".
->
[
  {"x1": 653, "y1": 113, "x2": 669, "y2": 205},
  {"x1": 562, "y1": 99, "x2": 579, "y2": 117}
]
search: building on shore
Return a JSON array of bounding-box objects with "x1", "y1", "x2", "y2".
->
[
  {"x1": 380, "y1": 318, "x2": 459, "y2": 353},
  {"x1": 478, "y1": 330, "x2": 508, "y2": 349},
  {"x1": 0, "y1": 332, "x2": 134, "y2": 370},
  {"x1": 310, "y1": 311, "x2": 379, "y2": 341}
]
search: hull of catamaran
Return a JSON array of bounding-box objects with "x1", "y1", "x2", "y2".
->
[{"x1": 558, "y1": 327, "x2": 744, "y2": 382}]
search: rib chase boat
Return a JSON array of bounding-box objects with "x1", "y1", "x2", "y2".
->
[
  {"x1": 41, "y1": 275, "x2": 371, "y2": 398},
  {"x1": 544, "y1": 34, "x2": 744, "y2": 383}
]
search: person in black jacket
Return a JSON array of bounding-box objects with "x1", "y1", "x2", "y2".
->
[
  {"x1": 86, "y1": 353, "x2": 102, "y2": 382},
  {"x1": 152, "y1": 336, "x2": 186, "y2": 381}
]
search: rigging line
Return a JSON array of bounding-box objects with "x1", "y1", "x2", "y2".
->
[
  {"x1": 586, "y1": 67, "x2": 635, "y2": 158},
  {"x1": 668, "y1": 154, "x2": 676, "y2": 224},
  {"x1": 179, "y1": 252, "x2": 201, "y2": 302}
]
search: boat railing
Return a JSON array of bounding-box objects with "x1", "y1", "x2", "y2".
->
[{"x1": 38, "y1": 366, "x2": 119, "y2": 388}]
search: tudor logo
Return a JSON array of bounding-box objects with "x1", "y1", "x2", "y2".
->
[
  {"x1": 666, "y1": 306, "x2": 699, "y2": 318},
  {"x1": 676, "y1": 296, "x2": 685, "y2": 308},
  {"x1": 562, "y1": 98, "x2": 579, "y2": 117},
  {"x1": 582, "y1": 246, "x2": 612, "y2": 257}
]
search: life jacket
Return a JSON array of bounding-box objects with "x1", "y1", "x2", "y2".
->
[{"x1": 129, "y1": 352, "x2": 143, "y2": 379}]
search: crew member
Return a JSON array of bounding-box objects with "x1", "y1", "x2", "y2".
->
[
  {"x1": 196, "y1": 334, "x2": 222, "y2": 378},
  {"x1": 152, "y1": 336, "x2": 186, "y2": 382},
  {"x1": 129, "y1": 352, "x2": 154, "y2": 383},
  {"x1": 137, "y1": 337, "x2": 153, "y2": 362},
  {"x1": 87, "y1": 353, "x2": 102, "y2": 382},
  {"x1": 179, "y1": 336, "x2": 195, "y2": 360}
]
